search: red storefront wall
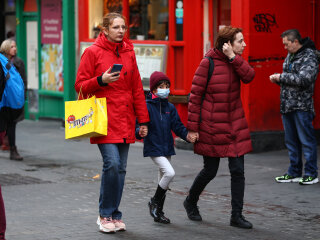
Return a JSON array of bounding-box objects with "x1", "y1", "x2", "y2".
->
[{"x1": 232, "y1": 0, "x2": 320, "y2": 132}]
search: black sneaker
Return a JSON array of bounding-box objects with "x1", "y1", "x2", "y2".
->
[
  {"x1": 183, "y1": 199, "x2": 202, "y2": 221},
  {"x1": 230, "y1": 214, "x2": 253, "y2": 229},
  {"x1": 299, "y1": 176, "x2": 319, "y2": 185},
  {"x1": 275, "y1": 173, "x2": 301, "y2": 183}
]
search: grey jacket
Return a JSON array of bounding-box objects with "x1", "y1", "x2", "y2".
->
[{"x1": 279, "y1": 37, "x2": 320, "y2": 115}]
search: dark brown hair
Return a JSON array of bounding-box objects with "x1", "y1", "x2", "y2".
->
[
  {"x1": 215, "y1": 26, "x2": 242, "y2": 51},
  {"x1": 281, "y1": 29, "x2": 302, "y2": 44},
  {"x1": 102, "y1": 12, "x2": 127, "y2": 30}
]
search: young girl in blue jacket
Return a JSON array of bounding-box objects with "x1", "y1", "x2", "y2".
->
[{"x1": 137, "y1": 71, "x2": 196, "y2": 224}]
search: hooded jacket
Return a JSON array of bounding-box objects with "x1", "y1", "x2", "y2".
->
[
  {"x1": 0, "y1": 54, "x2": 23, "y2": 129},
  {"x1": 75, "y1": 33, "x2": 149, "y2": 144},
  {"x1": 188, "y1": 48, "x2": 255, "y2": 158},
  {"x1": 137, "y1": 93, "x2": 188, "y2": 157},
  {"x1": 279, "y1": 37, "x2": 320, "y2": 115}
]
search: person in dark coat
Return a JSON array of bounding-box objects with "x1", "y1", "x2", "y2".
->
[
  {"x1": 136, "y1": 71, "x2": 196, "y2": 224},
  {"x1": 184, "y1": 26, "x2": 255, "y2": 229},
  {"x1": 270, "y1": 29, "x2": 319, "y2": 185},
  {"x1": 0, "y1": 39, "x2": 26, "y2": 160},
  {"x1": 0, "y1": 185, "x2": 6, "y2": 240}
]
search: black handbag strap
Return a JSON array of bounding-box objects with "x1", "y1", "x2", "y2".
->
[{"x1": 199, "y1": 56, "x2": 214, "y2": 122}]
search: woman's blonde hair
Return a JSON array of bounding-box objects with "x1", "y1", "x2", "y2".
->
[
  {"x1": 102, "y1": 12, "x2": 127, "y2": 30},
  {"x1": 0, "y1": 39, "x2": 15, "y2": 56}
]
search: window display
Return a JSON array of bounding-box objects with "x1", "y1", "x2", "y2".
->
[
  {"x1": 89, "y1": 0, "x2": 169, "y2": 40},
  {"x1": 129, "y1": 0, "x2": 168, "y2": 40}
]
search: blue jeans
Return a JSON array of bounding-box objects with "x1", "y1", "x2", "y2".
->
[
  {"x1": 282, "y1": 111, "x2": 318, "y2": 178},
  {"x1": 98, "y1": 143, "x2": 130, "y2": 219}
]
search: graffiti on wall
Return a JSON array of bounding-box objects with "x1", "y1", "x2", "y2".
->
[{"x1": 253, "y1": 13, "x2": 278, "y2": 33}]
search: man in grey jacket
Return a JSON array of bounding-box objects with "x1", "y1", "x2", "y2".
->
[{"x1": 270, "y1": 29, "x2": 319, "y2": 185}]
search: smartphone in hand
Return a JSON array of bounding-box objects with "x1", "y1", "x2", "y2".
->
[{"x1": 110, "y1": 64, "x2": 123, "y2": 76}]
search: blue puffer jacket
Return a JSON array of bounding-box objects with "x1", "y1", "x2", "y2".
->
[{"x1": 137, "y1": 93, "x2": 188, "y2": 157}]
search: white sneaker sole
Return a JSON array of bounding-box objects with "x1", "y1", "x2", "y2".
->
[
  {"x1": 275, "y1": 177, "x2": 301, "y2": 183},
  {"x1": 115, "y1": 226, "x2": 126, "y2": 231},
  {"x1": 96, "y1": 218, "x2": 116, "y2": 233},
  {"x1": 299, "y1": 178, "x2": 319, "y2": 185}
]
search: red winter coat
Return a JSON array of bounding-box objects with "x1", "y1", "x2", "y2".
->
[
  {"x1": 75, "y1": 33, "x2": 149, "y2": 144},
  {"x1": 188, "y1": 48, "x2": 255, "y2": 157}
]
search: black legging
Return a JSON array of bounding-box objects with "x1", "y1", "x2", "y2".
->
[
  {"x1": 6, "y1": 121, "x2": 16, "y2": 147},
  {"x1": 187, "y1": 155, "x2": 245, "y2": 215}
]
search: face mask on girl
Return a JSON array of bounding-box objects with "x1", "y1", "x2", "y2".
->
[{"x1": 155, "y1": 88, "x2": 170, "y2": 98}]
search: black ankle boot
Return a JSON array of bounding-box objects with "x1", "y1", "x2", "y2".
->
[
  {"x1": 230, "y1": 213, "x2": 253, "y2": 229},
  {"x1": 155, "y1": 195, "x2": 170, "y2": 224},
  {"x1": 183, "y1": 197, "x2": 202, "y2": 221},
  {"x1": 148, "y1": 197, "x2": 161, "y2": 220},
  {"x1": 10, "y1": 146, "x2": 23, "y2": 161}
]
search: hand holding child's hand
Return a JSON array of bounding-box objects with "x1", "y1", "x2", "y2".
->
[
  {"x1": 187, "y1": 131, "x2": 199, "y2": 143},
  {"x1": 139, "y1": 125, "x2": 148, "y2": 138}
]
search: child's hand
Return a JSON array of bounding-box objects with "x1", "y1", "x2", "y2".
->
[
  {"x1": 139, "y1": 125, "x2": 148, "y2": 137},
  {"x1": 187, "y1": 131, "x2": 199, "y2": 143}
]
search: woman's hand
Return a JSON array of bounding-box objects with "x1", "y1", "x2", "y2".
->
[
  {"x1": 187, "y1": 131, "x2": 199, "y2": 143},
  {"x1": 269, "y1": 73, "x2": 281, "y2": 83},
  {"x1": 222, "y1": 41, "x2": 236, "y2": 60},
  {"x1": 102, "y1": 66, "x2": 121, "y2": 84}
]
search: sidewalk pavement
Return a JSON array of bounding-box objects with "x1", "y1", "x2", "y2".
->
[{"x1": 0, "y1": 120, "x2": 319, "y2": 240}]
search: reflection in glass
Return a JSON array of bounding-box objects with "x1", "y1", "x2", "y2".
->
[
  {"x1": 129, "y1": 0, "x2": 168, "y2": 40},
  {"x1": 104, "y1": 0, "x2": 123, "y2": 15}
]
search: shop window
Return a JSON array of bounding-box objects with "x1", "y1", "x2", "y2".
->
[
  {"x1": 89, "y1": 0, "x2": 123, "y2": 39},
  {"x1": 129, "y1": 0, "x2": 168, "y2": 40},
  {"x1": 212, "y1": 0, "x2": 230, "y2": 44},
  {"x1": 4, "y1": 0, "x2": 16, "y2": 39},
  {"x1": 24, "y1": 0, "x2": 38, "y2": 12},
  {"x1": 88, "y1": 0, "x2": 169, "y2": 41},
  {"x1": 5, "y1": 0, "x2": 15, "y2": 11}
]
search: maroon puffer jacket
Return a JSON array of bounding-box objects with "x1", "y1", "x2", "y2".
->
[{"x1": 187, "y1": 48, "x2": 255, "y2": 157}]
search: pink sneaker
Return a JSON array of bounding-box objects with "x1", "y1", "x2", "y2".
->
[
  {"x1": 113, "y1": 219, "x2": 126, "y2": 231},
  {"x1": 96, "y1": 216, "x2": 115, "y2": 233}
]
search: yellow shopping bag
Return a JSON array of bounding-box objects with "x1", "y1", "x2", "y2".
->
[{"x1": 65, "y1": 96, "x2": 108, "y2": 139}]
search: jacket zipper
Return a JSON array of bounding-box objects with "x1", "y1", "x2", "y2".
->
[{"x1": 116, "y1": 46, "x2": 119, "y2": 58}]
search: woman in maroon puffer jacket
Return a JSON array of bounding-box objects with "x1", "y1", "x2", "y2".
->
[{"x1": 183, "y1": 26, "x2": 255, "y2": 229}]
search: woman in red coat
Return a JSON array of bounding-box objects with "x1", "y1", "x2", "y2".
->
[
  {"x1": 183, "y1": 26, "x2": 255, "y2": 229},
  {"x1": 75, "y1": 12, "x2": 149, "y2": 233}
]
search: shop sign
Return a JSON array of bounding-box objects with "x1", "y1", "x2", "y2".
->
[
  {"x1": 175, "y1": 1, "x2": 183, "y2": 24},
  {"x1": 134, "y1": 44, "x2": 167, "y2": 90},
  {"x1": 41, "y1": 0, "x2": 61, "y2": 44}
]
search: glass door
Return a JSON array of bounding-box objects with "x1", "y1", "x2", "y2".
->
[
  {"x1": 212, "y1": 0, "x2": 231, "y2": 45},
  {"x1": 26, "y1": 20, "x2": 39, "y2": 115}
]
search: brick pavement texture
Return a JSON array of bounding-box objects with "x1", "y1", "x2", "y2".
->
[{"x1": 0, "y1": 120, "x2": 319, "y2": 240}]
